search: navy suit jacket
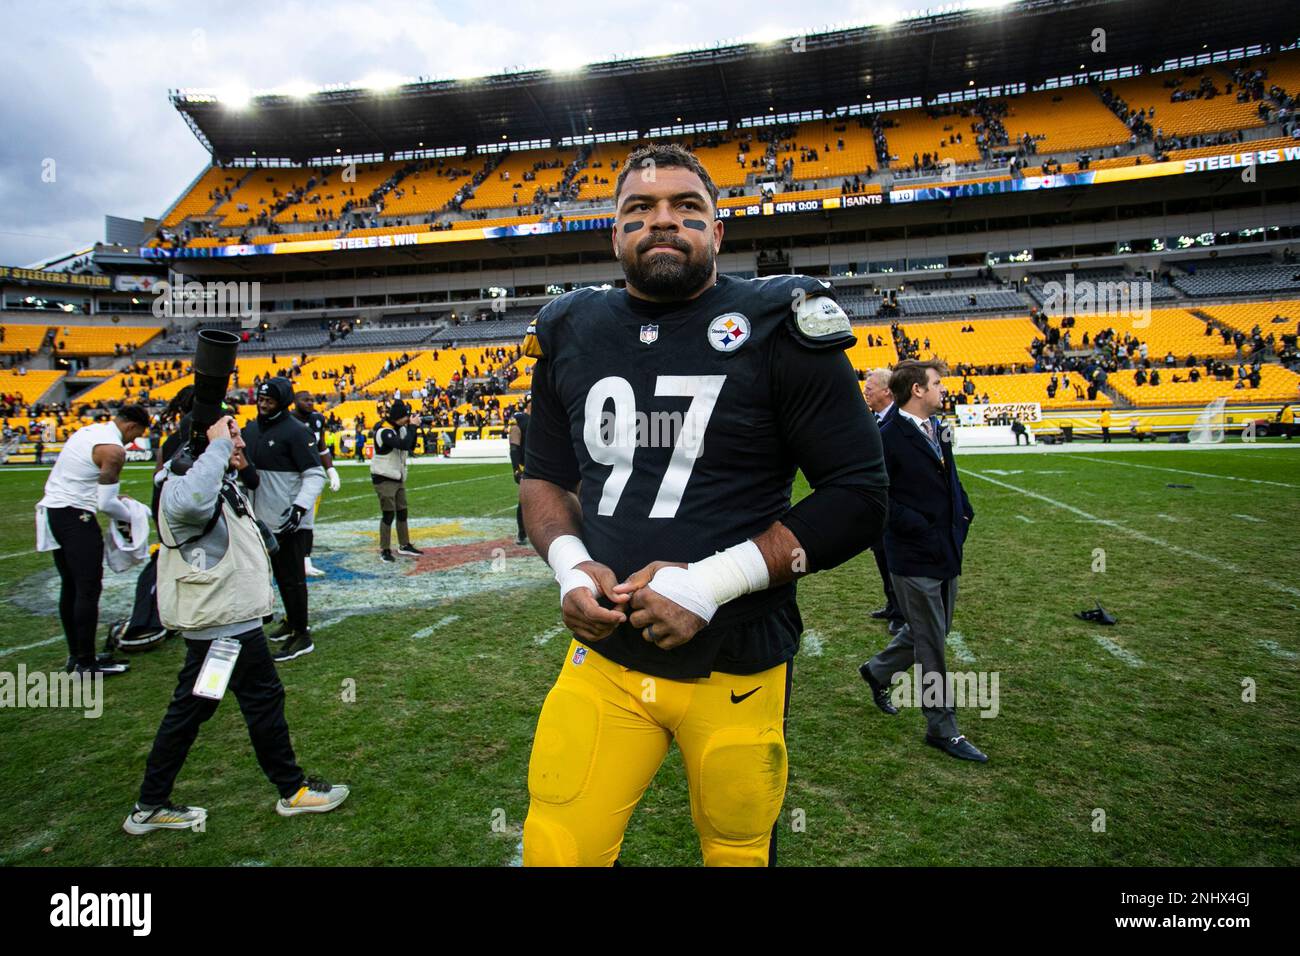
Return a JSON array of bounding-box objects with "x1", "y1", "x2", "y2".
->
[{"x1": 879, "y1": 412, "x2": 974, "y2": 579}]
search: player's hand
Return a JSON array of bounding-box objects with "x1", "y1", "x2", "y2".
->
[
  {"x1": 560, "y1": 561, "x2": 628, "y2": 642},
  {"x1": 327, "y1": 466, "x2": 341, "y2": 492},
  {"x1": 278, "y1": 504, "x2": 307, "y2": 535},
  {"x1": 616, "y1": 561, "x2": 707, "y2": 651}
]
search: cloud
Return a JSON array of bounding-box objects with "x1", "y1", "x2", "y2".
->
[{"x1": 1, "y1": 0, "x2": 916, "y2": 266}]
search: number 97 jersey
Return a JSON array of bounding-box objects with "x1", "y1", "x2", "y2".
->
[{"x1": 523, "y1": 274, "x2": 880, "y2": 679}]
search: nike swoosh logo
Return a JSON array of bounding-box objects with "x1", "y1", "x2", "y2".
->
[{"x1": 730, "y1": 687, "x2": 760, "y2": 704}]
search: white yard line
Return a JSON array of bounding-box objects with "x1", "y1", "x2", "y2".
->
[
  {"x1": 1093, "y1": 635, "x2": 1144, "y2": 668},
  {"x1": 0, "y1": 635, "x2": 64, "y2": 657},
  {"x1": 1231, "y1": 514, "x2": 1264, "y2": 523},
  {"x1": 412, "y1": 615, "x2": 461, "y2": 639},
  {"x1": 800, "y1": 629, "x2": 825, "y2": 657},
  {"x1": 325, "y1": 472, "x2": 507, "y2": 506},
  {"x1": 530, "y1": 624, "x2": 568, "y2": 647},
  {"x1": 1257, "y1": 640, "x2": 1298, "y2": 661},
  {"x1": 947, "y1": 631, "x2": 976, "y2": 664},
  {"x1": 1015, "y1": 515, "x2": 1035, "y2": 523},
  {"x1": 964, "y1": 470, "x2": 1300, "y2": 599},
  {"x1": 1057, "y1": 453, "x2": 1300, "y2": 489}
]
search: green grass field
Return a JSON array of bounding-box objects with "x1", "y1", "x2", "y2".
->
[{"x1": 1, "y1": 442, "x2": 1297, "y2": 866}]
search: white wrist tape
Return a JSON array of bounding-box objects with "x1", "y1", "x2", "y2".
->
[
  {"x1": 96, "y1": 483, "x2": 132, "y2": 522},
  {"x1": 547, "y1": 534, "x2": 596, "y2": 600},
  {"x1": 647, "y1": 540, "x2": 770, "y2": 625}
]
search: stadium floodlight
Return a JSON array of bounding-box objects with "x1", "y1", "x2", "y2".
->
[
  {"x1": 745, "y1": 26, "x2": 789, "y2": 46},
  {"x1": 281, "y1": 79, "x2": 316, "y2": 101},
  {"x1": 217, "y1": 86, "x2": 253, "y2": 110},
  {"x1": 359, "y1": 72, "x2": 405, "y2": 94}
]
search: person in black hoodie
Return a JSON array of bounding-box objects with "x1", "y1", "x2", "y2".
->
[
  {"x1": 242, "y1": 377, "x2": 325, "y2": 662},
  {"x1": 369, "y1": 399, "x2": 424, "y2": 562}
]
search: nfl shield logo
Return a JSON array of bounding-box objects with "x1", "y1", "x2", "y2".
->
[
  {"x1": 639, "y1": 324, "x2": 659, "y2": 345},
  {"x1": 572, "y1": 646, "x2": 588, "y2": 666}
]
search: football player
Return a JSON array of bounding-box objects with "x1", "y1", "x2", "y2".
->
[
  {"x1": 508, "y1": 400, "x2": 531, "y2": 545},
  {"x1": 292, "y1": 391, "x2": 340, "y2": 577},
  {"x1": 519, "y1": 144, "x2": 888, "y2": 866}
]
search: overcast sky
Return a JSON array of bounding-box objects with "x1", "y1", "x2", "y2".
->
[{"x1": 0, "y1": 0, "x2": 935, "y2": 267}]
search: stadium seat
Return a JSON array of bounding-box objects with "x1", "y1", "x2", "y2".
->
[
  {"x1": 0, "y1": 370, "x2": 63, "y2": 405},
  {"x1": 942, "y1": 372, "x2": 1112, "y2": 410},
  {"x1": 463, "y1": 148, "x2": 575, "y2": 211},
  {"x1": 909, "y1": 316, "x2": 1042, "y2": 367},
  {"x1": 50, "y1": 326, "x2": 161, "y2": 355},
  {"x1": 1000, "y1": 87, "x2": 1132, "y2": 153},
  {"x1": 880, "y1": 108, "x2": 984, "y2": 169},
  {"x1": 1108, "y1": 364, "x2": 1300, "y2": 405},
  {"x1": 1105, "y1": 71, "x2": 1265, "y2": 138},
  {"x1": 0, "y1": 324, "x2": 51, "y2": 355}
]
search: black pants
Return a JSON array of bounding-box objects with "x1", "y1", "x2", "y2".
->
[
  {"x1": 871, "y1": 540, "x2": 902, "y2": 624},
  {"x1": 47, "y1": 507, "x2": 103, "y2": 666},
  {"x1": 1101, "y1": 427, "x2": 1111, "y2": 443},
  {"x1": 139, "y1": 627, "x2": 304, "y2": 804},
  {"x1": 270, "y1": 528, "x2": 310, "y2": 633}
]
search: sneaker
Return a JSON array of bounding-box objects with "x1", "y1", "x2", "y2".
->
[
  {"x1": 123, "y1": 802, "x2": 207, "y2": 834},
  {"x1": 75, "y1": 660, "x2": 129, "y2": 676},
  {"x1": 515, "y1": 532, "x2": 528, "y2": 546},
  {"x1": 272, "y1": 632, "x2": 314, "y2": 663},
  {"x1": 380, "y1": 549, "x2": 395, "y2": 563},
  {"x1": 304, "y1": 556, "x2": 326, "y2": 577},
  {"x1": 267, "y1": 620, "x2": 294, "y2": 642},
  {"x1": 396, "y1": 543, "x2": 423, "y2": 557},
  {"x1": 276, "y1": 776, "x2": 350, "y2": 817}
]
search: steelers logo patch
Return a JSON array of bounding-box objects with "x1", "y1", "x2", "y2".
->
[{"x1": 708, "y1": 312, "x2": 751, "y2": 352}]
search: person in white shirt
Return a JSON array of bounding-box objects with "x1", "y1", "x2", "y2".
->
[{"x1": 36, "y1": 406, "x2": 150, "y2": 675}]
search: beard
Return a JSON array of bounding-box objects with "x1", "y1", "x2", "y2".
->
[{"x1": 621, "y1": 232, "x2": 715, "y2": 300}]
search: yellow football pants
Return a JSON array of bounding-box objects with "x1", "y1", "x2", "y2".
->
[{"x1": 523, "y1": 639, "x2": 791, "y2": 867}]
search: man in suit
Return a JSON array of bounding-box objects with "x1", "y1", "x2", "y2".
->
[
  {"x1": 859, "y1": 360, "x2": 986, "y2": 762},
  {"x1": 862, "y1": 368, "x2": 903, "y2": 633}
]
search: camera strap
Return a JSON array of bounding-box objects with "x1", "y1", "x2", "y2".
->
[{"x1": 158, "y1": 479, "x2": 243, "y2": 551}]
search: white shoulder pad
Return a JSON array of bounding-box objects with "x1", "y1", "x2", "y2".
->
[{"x1": 790, "y1": 294, "x2": 855, "y2": 349}]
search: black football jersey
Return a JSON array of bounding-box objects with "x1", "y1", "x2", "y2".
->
[
  {"x1": 295, "y1": 410, "x2": 327, "y2": 453},
  {"x1": 524, "y1": 274, "x2": 886, "y2": 679}
]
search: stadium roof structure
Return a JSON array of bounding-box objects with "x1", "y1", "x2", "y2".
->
[{"x1": 172, "y1": 0, "x2": 1296, "y2": 163}]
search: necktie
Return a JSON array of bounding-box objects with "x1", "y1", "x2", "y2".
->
[{"x1": 922, "y1": 418, "x2": 936, "y2": 442}]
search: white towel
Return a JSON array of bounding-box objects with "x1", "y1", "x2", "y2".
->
[
  {"x1": 34, "y1": 503, "x2": 57, "y2": 552},
  {"x1": 105, "y1": 498, "x2": 151, "y2": 572}
]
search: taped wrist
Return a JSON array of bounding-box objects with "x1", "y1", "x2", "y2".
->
[
  {"x1": 96, "y1": 483, "x2": 132, "y2": 522},
  {"x1": 547, "y1": 534, "x2": 596, "y2": 600},
  {"x1": 647, "y1": 540, "x2": 770, "y2": 624}
]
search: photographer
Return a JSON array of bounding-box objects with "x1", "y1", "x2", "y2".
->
[
  {"x1": 243, "y1": 377, "x2": 326, "y2": 662},
  {"x1": 124, "y1": 331, "x2": 348, "y2": 835}
]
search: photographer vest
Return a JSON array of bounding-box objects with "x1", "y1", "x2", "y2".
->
[
  {"x1": 369, "y1": 424, "x2": 409, "y2": 482},
  {"x1": 157, "y1": 485, "x2": 274, "y2": 632}
]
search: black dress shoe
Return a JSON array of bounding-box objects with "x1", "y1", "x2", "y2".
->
[
  {"x1": 870, "y1": 605, "x2": 898, "y2": 621},
  {"x1": 858, "y1": 662, "x2": 899, "y2": 715},
  {"x1": 925, "y1": 734, "x2": 988, "y2": 762}
]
